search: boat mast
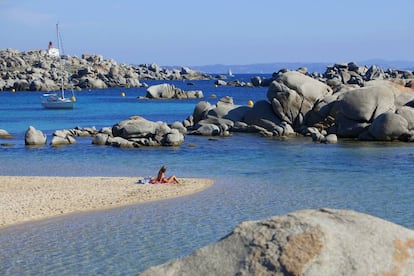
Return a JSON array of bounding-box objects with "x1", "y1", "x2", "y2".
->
[{"x1": 56, "y1": 23, "x2": 65, "y2": 99}]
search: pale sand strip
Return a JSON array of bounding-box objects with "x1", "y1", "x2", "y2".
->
[{"x1": 0, "y1": 176, "x2": 213, "y2": 228}]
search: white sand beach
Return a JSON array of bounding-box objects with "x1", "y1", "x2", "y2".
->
[{"x1": 0, "y1": 176, "x2": 213, "y2": 228}]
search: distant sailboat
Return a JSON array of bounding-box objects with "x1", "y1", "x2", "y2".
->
[
  {"x1": 41, "y1": 23, "x2": 76, "y2": 109},
  {"x1": 228, "y1": 68, "x2": 234, "y2": 77}
]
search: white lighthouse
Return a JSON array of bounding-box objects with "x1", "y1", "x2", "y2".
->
[{"x1": 47, "y1": 41, "x2": 60, "y2": 57}]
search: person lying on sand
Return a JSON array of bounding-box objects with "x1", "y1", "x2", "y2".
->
[{"x1": 150, "y1": 165, "x2": 179, "y2": 184}]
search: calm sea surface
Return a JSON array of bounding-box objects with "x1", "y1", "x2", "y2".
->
[{"x1": 1, "y1": 76, "x2": 414, "y2": 275}]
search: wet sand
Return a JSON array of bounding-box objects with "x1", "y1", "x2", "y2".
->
[{"x1": 0, "y1": 176, "x2": 213, "y2": 228}]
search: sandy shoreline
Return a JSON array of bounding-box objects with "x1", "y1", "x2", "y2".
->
[{"x1": 0, "y1": 176, "x2": 213, "y2": 229}]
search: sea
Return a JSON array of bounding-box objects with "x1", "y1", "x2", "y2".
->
[{"x1": 1, "y1": 75, "x2": 414, "y2": 275}]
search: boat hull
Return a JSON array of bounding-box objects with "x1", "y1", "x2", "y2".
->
[
  {"x1": 41, "y1": 101, "x2": 74, "y2": 109},
  {"x1": 41, "y1": 94, "x2": 74, "y2": 109}
]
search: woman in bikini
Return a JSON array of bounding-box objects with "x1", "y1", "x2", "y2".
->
[{"x1": 151, "y1": 165, "x2": 179, "y2": 184}]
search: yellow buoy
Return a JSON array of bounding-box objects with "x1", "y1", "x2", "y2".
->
[
  {"x1": 11, "y1": 88, "x2": 16, "y2": 93},
  {"x1": 71, "y1": 96, "x2": 76, "y2": 102},
  {"x1": 247, "y1": 100, "x2": 254, "y2": 107},
  {"x1": 121, "y1": 92, "x2": 125, "y2": 97}
]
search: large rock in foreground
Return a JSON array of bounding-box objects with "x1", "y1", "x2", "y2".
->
[{"x1": 140, "y1": 209, "x2": 414, "y2": 275}]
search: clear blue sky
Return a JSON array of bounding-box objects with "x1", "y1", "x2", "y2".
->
[{"x1": 1, "y1": 0, "x2": 413, "y2": 66}]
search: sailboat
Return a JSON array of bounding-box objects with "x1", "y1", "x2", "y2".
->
[
  {"x1": 228, "y1": 68, "x2": 234, "y2": 77},
  {"x1": 41, "y1": 24, "x2": 76, "y2": 109}
]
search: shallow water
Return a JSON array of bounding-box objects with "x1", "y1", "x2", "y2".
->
[{"x1": 1, "y1": 78, "x2": 414, "y2": 275}]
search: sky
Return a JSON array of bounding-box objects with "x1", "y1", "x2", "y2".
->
[{"x1": 1, "y1": 0, "x2": 413, "y2": 67}]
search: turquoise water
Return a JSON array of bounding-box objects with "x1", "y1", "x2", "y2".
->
[{"x1": 1, "y1": 77, "x2": 414, "y2": 275}]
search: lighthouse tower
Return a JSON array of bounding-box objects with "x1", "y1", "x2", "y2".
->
[{"x1": 47, "y1": 41, "x2": 60, "y2": 57}]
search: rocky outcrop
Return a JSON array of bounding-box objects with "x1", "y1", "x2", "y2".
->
[
  {"x1": 25, "y1": 126, "x2": 98, "y2": 147},
  {"x1": 24, "y1": 126, "x2": 46, "y2": 145},
  {"x1": 50, "y1": 129, "x2": 77, "y2": 146},
  {"x1": 185, "y1": 97, "x2": 253, "y2": 136},
  {"x1": 144, "y1": 84, "x2": 203, "y2": 99},
  {"x1": 331, "y1": 81, "x2": 414, "y2": 141},
  {"x1": 214, "y1": 79, "x2": 253, "y2": 88},
  {"x1": 252, "y1": 62, "x2": 414, "y2": 90},
  {"x1": 19, "y1": 120, "x2": 183, "y2": 148},
  {"x1": 0, "y1": 48, "x2": 211, "y2": 91},
  {"x1": 267, "y1": 70, "x2": 333, "y2": 131},
  {"x1": 140, "y1": 209, "x2": 414, "y2": 276},
  {"x1": 92, "y1": 116, "x2": 186, "y2": 148},
  {"x1": 184, "y1": 96, "x2": 299, "y2": 137},
  {"x1": 247, "y1": 64, "x2": 414, "y2": 142},
  {"x1": 194, "y1": 68, "x2": 414, "y2": 142},
  {"x1": 243, "y1": 100, "x2": 295, "y2": 136},
  {"x1": 110, "y1": 116, "x2": 184, "y2": 147}
]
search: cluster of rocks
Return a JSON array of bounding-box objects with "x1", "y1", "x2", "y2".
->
[
  {"x1": 321, "y1": 62, "x2": 414, "y2": 90},
  {"x1": 214, "y1": 79, "x2": 254, "y2": 88},
  {"x1": 182, "y1": 96, "x2": 294, "y2": 137},
  {"x1": 0, "y1": 48, "x2": 211, "y2": 91},
  {"x1": 97, "y1": 116, "x2": 185, "y2": 147},
  {"x1": 268, "y1": 70, "x2": 414, "y2": 142},
  {"x1": 21, "y1": 116, "x2": 185, "y2": 148},
  {"x1": 214, "y1": 62, "x2": 414, "y2": 89},
  {"x1": 184, "y1": 68, "x2": 414, "y2": 142},
  {"x1": 251, "y1": 62, "x2": 414, "y2": 90},
  {"x1": 142, "y1": 83, "x2": 204, "y2": 100},
  {"x1": 24, "y1": 125, "x2": 98, "y2": 146},
  {"x1": 140, "y1": 209, "x2": 414, "y2": 275}
]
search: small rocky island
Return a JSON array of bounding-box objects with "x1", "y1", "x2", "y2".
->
[{"x1": 0, "y1": 48, "x2": 211, "y2": 91}]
